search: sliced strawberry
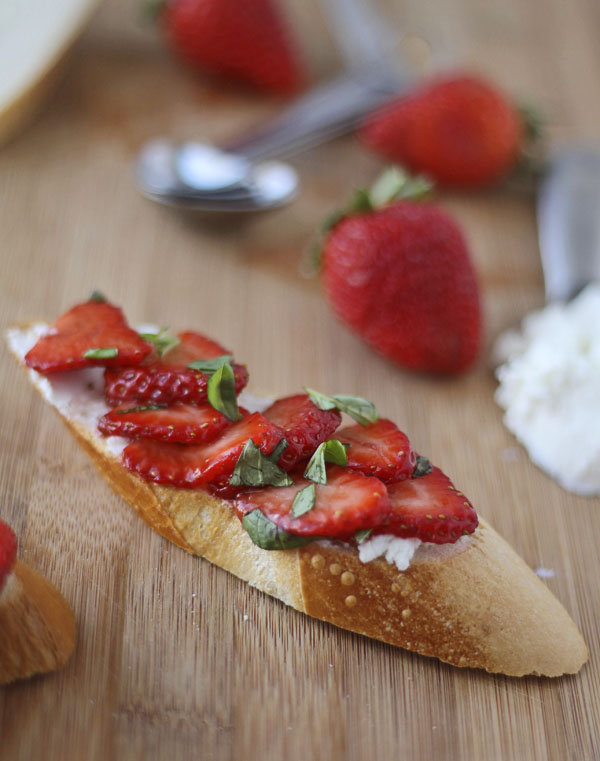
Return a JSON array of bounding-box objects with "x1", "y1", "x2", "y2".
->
[
  {"x1": 0, "y1": 519, "x2": 18, "y2": 594},
  {"x1": 381, "y1": 466, "x2": 478, "y2": 544},
  {"x1": 123, "y1": 411, "x2": 283, "y2": 488},
  {"x1": 334, "y1": 419, "x2": 416, "y2": 483},
  {"x1": 104, "y1": 331, "x2": 248, "y2": 406},
  {"x1": 207, "y1": 479, "x2": 251, "y2": 501},
  {"x1": 262, "y1": 394, "x2": 342, "y2": 469},
  {"x1": 98, "y1": 402, "x2": 230, "y2": 443},
  {"x1": 157, "y1": 331, "x2": 230, "y2": 365},
  {"x1": 234, "y1": 466, "x2": 390, "y2": 539},
  {"x1": 25, "y1": 300, "x2": 151, "y2": 373}
]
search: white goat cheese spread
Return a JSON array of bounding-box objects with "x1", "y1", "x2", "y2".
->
[
  {"x1": 357, "y1": 534, "x2": 421, "y2": 571},
  {"x1": 494, "y1": 283, "x2": 600, "y2": 496}
]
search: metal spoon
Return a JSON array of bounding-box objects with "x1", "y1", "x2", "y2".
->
[
  {"x1": 135, "y1": 0, "x2": 412, "y2": 212},
  {"x1": 135, "y1": 68, "x2": 410, "y2": 212}
]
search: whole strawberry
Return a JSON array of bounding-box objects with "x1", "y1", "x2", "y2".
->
[
  {"x1": 320, "y1": 169, "x2": 482, "y2": 374},
  {"x1": 156, "y1": 0, "x2": 305, "y2": 95},
  {"x1": 0, "y1": 519, "x2": 17, "y2": 594},
  {"x1": 359, "y1": 74, "x2": 523, "y2": 188}
]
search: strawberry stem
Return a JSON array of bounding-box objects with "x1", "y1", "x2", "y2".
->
[
  {"x1": 368, "y1": 167, "x2": 433, "y2": 208},
  {"x1": 306, "y1": 167, "x2": 433, "y2": 276},
  {"x1": 141, "y1": 0, "x2": 167, "y2": 22},
  {"x1": 518, "y1": 103, "x2": 544, "y2": 143}
]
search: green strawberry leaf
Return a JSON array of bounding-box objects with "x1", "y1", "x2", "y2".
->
[
  {"x1": 88, "y1": 290, "x2": 107, "y2": 303},
  {"x1": 369, "y1": 166, "x2": 433, "y2": 207}
]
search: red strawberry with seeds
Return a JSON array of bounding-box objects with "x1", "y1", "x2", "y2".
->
[
  {"x1": 262, "y1": 394, "x2": 342, "y2": 470},
  {"x1": 123, "y1": 411, "x2": 283, "y2": 488},
  {"x1": 381, "y1": 466, "x2": 478, "y2": 544},
  {"x1": 0, "y1": 519, "x2": 18, "y2": 594},
  {"x1": 234, "y1": 466, "x2": 390, "y2": 539},
  {"x1": 359, "y1": 74, "x2": 523, "y2": 188},
  {"x1": 334, "y1": 419, "x2": 416, "y2": 483},
  {"x1": 104, "y1": 331, "x2": 248, "y2": 406},
  {"x1": 25, "y1": 298, "x2": 151, "y2": 374},
  {"x1": 320, "y1": 168, "x2": 481, "y2": 374},
  {"x1": 98, "y1": 402, "x2": 230, "y2": 444},
  {"x1": 157, "y1": 0, "x2": 305, "y2": 95}
]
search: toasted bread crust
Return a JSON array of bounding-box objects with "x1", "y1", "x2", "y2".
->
[
  {"x1": 6, "y1": 324, "x2": 589, "y2": 676},
  {"x1": 0, "y1": 561, "x2": 76, "y2": 684},
  {"x1": 51, "y1": 389, "x2": 591, "y2": 676}
]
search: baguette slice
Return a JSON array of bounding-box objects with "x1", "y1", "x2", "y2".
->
[
  {"x1": 6, "y1": 324, "x2": 588, "y2": 677},
  {"x1": 0, "y1": 560, "x2": 76, "y2": 685}
]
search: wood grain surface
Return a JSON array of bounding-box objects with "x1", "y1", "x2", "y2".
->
[{"x1": 1, "y1": 0, "x2": 599, "y2": 758}]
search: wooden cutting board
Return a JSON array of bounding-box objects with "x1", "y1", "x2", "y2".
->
[{"x1": 1, "y1": 0, "x2": 599, "y2": 759}]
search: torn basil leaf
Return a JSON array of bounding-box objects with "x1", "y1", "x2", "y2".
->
[
  {"x1": 115, "y1": 404, "x2": 167, "y2": 414},
  {"x1": 291, "y1": 483, "x2": 316, "y2": 518},
  {"x1": 330, "y1": 394, "x2": 379, "y2": 426},
  {"x1": 207, "y1": 362, "x2": 241, "y2": 422},
  {"x1": 304, "y1": 387, "x2": 379, "y2": 426},
  {"x1": 187, "y1": 354, "x2": 233, "y2": 374},
  {"x1": 242, "y1": 510, "x2": 315, "y2": 551},
  {"x1": 355, "y1": 528, "x2": 372, "y2": 544},
  {"x1": 303, "y1": 439, "x2": 348, "y2": 484},
  {"x1": 83, "y1": 347, "x2": 118, "y2": 359},
  {"x1": 269, "y1": 438, "x2": 288, "y2": 464},
  {"x1": 304, "y1": 387, "x2": 338, "y2": 411},
  {"x1": 413, "y1": 455, "x2": 433, "y2": 478},
  {"x1": 229, "y1": 439, "x2": 293, "y2": 488},
  {"x1": 139, "y1": 328, "x2": 181, "y2": 358}
]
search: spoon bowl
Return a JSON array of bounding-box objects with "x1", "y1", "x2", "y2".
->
[{"x1": 135, "y1": 140, "x2": 299, "y2": 212}]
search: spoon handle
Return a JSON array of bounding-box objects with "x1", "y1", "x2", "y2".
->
[{"x1": 222, "y1": 67, "x2": 412, "y2": 162}]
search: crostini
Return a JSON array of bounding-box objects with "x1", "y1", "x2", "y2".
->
[{"x1": 5, "y1": 296, "x2": 588, "y2": 677}]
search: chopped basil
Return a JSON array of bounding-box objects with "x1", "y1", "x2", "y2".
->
[
  {"x1": 305, "y1": 387, "x2": 379, "y2": 426},
  {"x1": 88, "y1": 290, "x2": 107, "y2": 303},
  {"x1": 187, "y1": 354, "x2": 233, "y2": 374},
  {"x1": 413, "y1": 455, "x2": 433, "y2": 478},
  {"x1": 331, "y1": 394, "x2": 379, "y2": 425},
  {"x1": 139, "y1": 328, "x2": 181, "y2": 358},
  {"x1": 229, "y1": 439, "x2": 293, "y2": 488},
  {"x1": 269, "y1": 439, "x2": 289, "y2": 464},
  {"x1": 303, "y1": 439, "x2": 348, "y2": 484},
  {"x1": 242, "y1": 509, "x2": 315, "y2": 551},
  {"x1": 304, "y1": 387, "x2": 338, "y2": 411},
  {"x1": 83, "y1": 347, "x2": 118, "y2": 359},
  {"x1": 355, "y1": 528, "x2": 373, "y2": 544},
  {"x1": 115, "y1": 404, "x2": 167, "y2": 414},
  {"x1": 291, "y1": 483, "x2": 316, "y2": 517},
  {"x1": 207, "y1": 363, "x2": 241, "y2": 422}
]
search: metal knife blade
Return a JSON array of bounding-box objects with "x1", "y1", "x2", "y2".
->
[{"x1": 537, "y1": 148, "x2": 600, "y2": 302}]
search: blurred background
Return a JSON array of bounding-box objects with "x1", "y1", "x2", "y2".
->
[{"x1": 1, "y1": 1, "x2": 600, "y2": 759}]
